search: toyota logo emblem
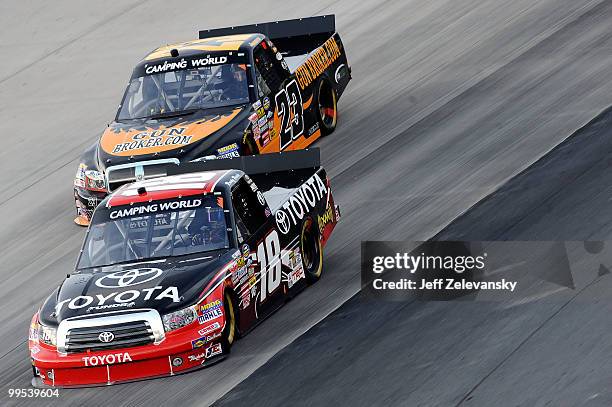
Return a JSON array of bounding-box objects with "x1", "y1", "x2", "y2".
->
[
  {"x1": 98, "y1": 331, "x2": 114, "y2": 343},
  {"x1": 95, "y1": 268, "x2": 163, "y2": 288},
  {"x1": 275, "y1": 210, "x2": 291, "y2": 234}
]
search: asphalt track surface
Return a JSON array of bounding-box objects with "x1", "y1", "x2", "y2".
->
[
  {"x1": 215, "y1": 103, "x2": 612, "y2": 407},
  {"x1": 2, "y1": 0, "x2": 612, "y2": 405}
]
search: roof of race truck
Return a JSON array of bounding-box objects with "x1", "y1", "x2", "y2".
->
[
  {"x1": 142, "y1": 34, "x2": 265, "y2": 61},
  {"x1": 106, "y1": 170, "x2": 238, "y2": 207}
]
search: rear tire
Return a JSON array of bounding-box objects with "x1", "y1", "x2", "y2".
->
[
  {"x1": 300, "y1": 218, "x2": 323, "y2": 283},
  {"x1": 316, "y1": 79, "x2": 338, "y2": 136}
]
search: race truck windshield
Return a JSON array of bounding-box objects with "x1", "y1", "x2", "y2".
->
[
  {"x1": 77, "y1": 196, "x2": 231, "y2": 269},
  {"x1": 118, "y1": 61, "x2": 250, "y2": 120}
]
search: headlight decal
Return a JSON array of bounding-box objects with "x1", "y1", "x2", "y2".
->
[
  {"x1": 38, "y1": 324, "x2": 57, "y2": 346},
  {"x1": 162, "y1": 306, "x2": 197, "y2": 332}
]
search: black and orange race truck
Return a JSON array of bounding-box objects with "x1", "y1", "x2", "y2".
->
[
  {"x1": 74, "y1": 14, "x2": 351, "y2": 225},
  {"x1": 30, "y1": 150, "x2": 340, "y2": 387}
]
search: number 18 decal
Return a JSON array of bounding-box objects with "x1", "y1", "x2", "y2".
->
[
  {"x1": 275, "y1": 79, "x2": 304, "y2": 150},
  {"x1": 258, "y1": 230, "x2": 281, "y2": 302}
]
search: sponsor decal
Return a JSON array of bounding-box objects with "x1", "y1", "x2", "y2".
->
[
  {"x1": 307, "y1": 122, "x2": 320, "y2": 136},
  {"x1": 190, "y1": 56, "x2": 227, "y2": 67},
  {"x1": 95, "y1": 268, "x2": 163, "y2": 288},
  {"x1": 256, "y1": 190, "x2": 266, "y2": 206},
  {"x1": 197, "y1": 300, "x2": 221, "y2": 313},
  {"x1": 318, "y1": 204, "x2": 334, "y2": 235},
  {"x1": 216, "y1": 143, "x2": 240, "y2": 159},
  {"x1": 224, "y1": 172, "x2": 242, "y2": 188},
  {"x1": 102, "y1": 108, "x2": 242, "y2": 156},
  {"x1": 144, "y1": 56, "x2": 228, "y2": 75},
  {"x1": 258, "y1": 117, "x2": 267, "y2": 127},
  {"x1": 98, "y1": 331, "x2": 115, "y2": 343},
  {"x1": 240, "y1": 288, "x2": 250, "y2": 309},
  {"x1": 191, "y1": 337, "x2": 207, "y2": 349},
  {"x1": 249, "y1": 112, "x2": 259, "y2": 123},
  {"x1": 197, "y1": 307, "x2": 223, "y2": 324},
  {"x1": 87, "y1": 302, "x2": 135, "y2": 313},
  {"x1": 263, "y1": 97, "x2": 270, "y2": 110},
  {"x1": 145, "y1": 58, "x2": 187, "y2": 74},
  {"x1": 287, "y1": 265, "x2": 305, "y2": 288},
  {"x1": 275, "y1": 174, "x2": 327, "y2": 234},
  {"x1": 172, "y1": 357, "x2": 183, "y2": 367},
  {"x1": 109, "y1": 199, "x2": 202, "y2": 219},
  {"x1": 283, "y1": 248, "x2": 305, "y2": 288},
  {"x1": 188, "y1": 352, "x2": 206, "y2": 362},
  {"x1": 112, "y1": 128, "x2": 193, "y2": 154},
  {"x1": 231, "y1": 263, "x2": 248, "y2": 285},
  {"x1": 198, "y1": 322, "x2": 221, "y2": 336},
  {"x1": 55, "y1": 286, "x2": 180, "y2": 314},
  {"x1": 294, "y1": 37, "x2": 342, "y2": 90},
  {"x1": 261, "y1": 131, "x2": 270, "y2": 147},
  {"x1": 30, "y1": 346, "x2": 40, "y2": 355},
  {"x1": 252, "y1": 100, "x2": 262, "y2": 110},
  {"x1": 74, "y1": 163, "x2": 87, "y2": 188},
  {"x1": 29, "y1": 325, "x2": 38, "y2": 342},
  {"x1": 129, "y1": 215, "x2": 170, "y2": 229},
  {"x1": 275, "y1": 210, "x2": 290, "y2": 235},
  {"x1": 191, "y1": 333, "x2": 220, "y2": 349},
  {"x1": 206, "y1": 343, "x2": 223, "y2": 358},
  {"x1": 83, "y1": 352, "x2": 132, "y2": 367}
]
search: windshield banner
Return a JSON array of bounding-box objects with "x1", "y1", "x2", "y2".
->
[{"x1": 133, "y1": 54, "x2": 246, "y2": 77}]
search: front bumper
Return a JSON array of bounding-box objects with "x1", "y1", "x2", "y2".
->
[
  {"x1": 30, "y1": 316, "x2": 226, "y2": 388},
  {"x1": 32, "y1": 343, "x2": 225, "y2": 388}
]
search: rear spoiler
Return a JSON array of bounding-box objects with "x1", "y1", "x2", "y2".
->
[
  {"x1": 199, "y1": 15, "x2": 335, "y2": 41},
  {"x1": 168, "y1": 148, "x2": 320, "y2": 177}
]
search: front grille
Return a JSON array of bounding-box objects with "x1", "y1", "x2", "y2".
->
[
  {"x1": 105, "y1": 158, "x2": 180, "y2": 192},
  {"x1": 57, "y1": 309, "x2": 165, "y2": 354},
  {"x1": 65, "y1": 321, "x2": 154, "y2": 353}
]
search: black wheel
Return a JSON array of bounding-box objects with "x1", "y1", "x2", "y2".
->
[
  {"x1": 222, "y1": 290, "x2": 237, "y2": 348},
  {"x1": 300, "y1": 218, "x2": 323, "y2": 283},
  {"x1": 316, "y1": 79, "x2": 338, "y2": 136}
]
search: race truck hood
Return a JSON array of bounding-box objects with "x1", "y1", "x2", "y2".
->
[
  {"x1": 97, "y1": 105, "x2": 250, "y2": 170},
  {"x1": 44, "y1": 249, "x2": 237, "y2": 324}
]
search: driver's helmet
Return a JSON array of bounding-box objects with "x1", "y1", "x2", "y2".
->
[
  {"x1": 188, "y1": 205, "x2": 227, "y2": 245},
  {"x1": 221, "y1": 64, "x2": 246, "y2": 83}
]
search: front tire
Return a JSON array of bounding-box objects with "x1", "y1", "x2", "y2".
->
[
  {"x1": 300, "y1": 218, "x2": 323, "y2": 283},
  {"x1": 222, "y1": 290, "x2": 237, "y2": 348}
]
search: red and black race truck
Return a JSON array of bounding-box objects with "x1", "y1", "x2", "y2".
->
[
  {"x1": 30, "y1": 150, "x2": 340, "y2": 387},
  {"x1": 74, "y1": 15, "x2": 351, "y2": 226}
]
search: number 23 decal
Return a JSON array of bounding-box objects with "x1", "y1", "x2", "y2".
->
[{"x1": 275, "y1": 80, "x2": 304, "y2": 150}]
